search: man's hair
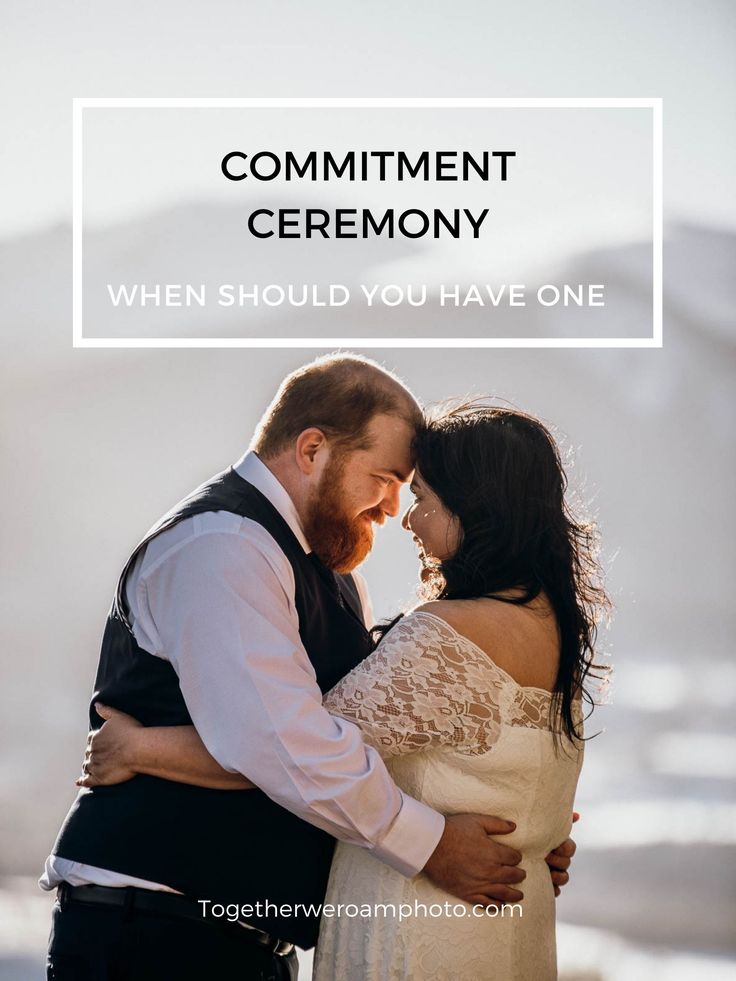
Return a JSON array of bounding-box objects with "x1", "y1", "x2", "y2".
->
[{"x1": 252, "y1": 354, "x2": 422, "y2": 459}]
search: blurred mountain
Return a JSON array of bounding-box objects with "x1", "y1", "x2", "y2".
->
[{"x1": 1, "y1": 207, "x2": 734, "y2": 891}]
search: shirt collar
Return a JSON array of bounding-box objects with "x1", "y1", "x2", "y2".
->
[{"x1": 233, "y1": 450, "x2": 312, "y2": 554}]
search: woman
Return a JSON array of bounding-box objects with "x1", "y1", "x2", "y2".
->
[{"x1": 82, "y1": 403, "x2": 608, "y2": 980}]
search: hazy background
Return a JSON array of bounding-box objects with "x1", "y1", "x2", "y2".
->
[{"x1": 2, "y1": 2, "x2": 735, "y2": 978}]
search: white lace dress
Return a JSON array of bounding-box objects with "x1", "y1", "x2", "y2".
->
[{"x1": 312, "y1": 611, "x2": 583, "y2": 981}]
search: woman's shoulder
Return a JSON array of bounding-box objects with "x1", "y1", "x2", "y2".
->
[
  {"x1": 409, "y1": 597, "x2": 532, "y2": 639},
  {"x1": 408, "y1": 599, "x2": 476, "y2": 635},
  {"x1": 408, "y1": 598, "x2": 559, "y2": 692}
]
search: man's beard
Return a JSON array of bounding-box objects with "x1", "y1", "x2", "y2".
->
[{"x1": 303, "y1": 458, "x2": 385, "y2": 573}]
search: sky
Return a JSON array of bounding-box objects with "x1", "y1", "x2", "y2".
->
[{"x1": 2, "y1": 0, "x2": 735, "y2": 239}]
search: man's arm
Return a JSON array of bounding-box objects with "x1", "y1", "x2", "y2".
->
[{"x1": 135, "y1": 521, "x2": 441, "y2": 875}]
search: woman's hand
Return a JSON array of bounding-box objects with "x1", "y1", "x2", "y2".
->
[
  {"x1": 76, "y1": 702, "x2": 143, "y2": 788},
  {"x1": 76, "y1": 706, "x2": 256, "y2": 790},
  {"x1": 546, "y1": 811, "x2": 580, "y2": 897}
]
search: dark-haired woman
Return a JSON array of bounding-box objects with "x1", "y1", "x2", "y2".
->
[
  {"x1": 311, "y1": 406, "x2": 605, "y2": 979},
  {"x1": 83, "y1": 405, "x2": 607, "y2": 980}
]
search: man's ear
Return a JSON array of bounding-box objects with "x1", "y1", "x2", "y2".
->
[{"x1": 294, "y1": 428, "x2": 328, "y2": 475}]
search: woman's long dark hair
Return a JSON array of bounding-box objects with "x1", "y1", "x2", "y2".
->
[{"x1": 383, "y1": 402, "x2": 610, "y2": 744}]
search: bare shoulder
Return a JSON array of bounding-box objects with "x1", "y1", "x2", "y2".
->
[
  {"x1": 411, "y1": 599, "x2": 480, "y2": 630},
  {"x1": 411, "y1": 597, "x2": 534, "y2": 636},
  {"x1": 411, "y1": 598, "x2": 559, "y2": 691}
]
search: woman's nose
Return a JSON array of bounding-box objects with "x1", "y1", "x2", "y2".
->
[{"x1": 401, "y1": 505, "x2": 412, "y2": 531}]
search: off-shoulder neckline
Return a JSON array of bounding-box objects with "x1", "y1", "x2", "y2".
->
[{"x1": 407, "y1": 610, "x2": 556, "y2": 698}]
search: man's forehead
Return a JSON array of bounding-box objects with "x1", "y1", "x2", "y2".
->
[
  {"x1": 368, "y1": 445, "x2": 415, "y2": 483},
  {"x1": 373, "y1": 412, "x2": 416, "y2": 437},
  {"x1": 357, "y1": 415, "x2": 414, "y2": 478}
]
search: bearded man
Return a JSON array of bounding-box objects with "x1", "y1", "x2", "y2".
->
[{"x1": 42, "y1": 354, "x2": 573, "y2": 981}]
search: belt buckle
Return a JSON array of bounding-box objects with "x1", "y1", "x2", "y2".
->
[
  {"x1": 236, "y1": 920, "x2": 293, "y2": 957},
  {"x1": 273, "y1": 938, "x2": 294, "y2": 957}
]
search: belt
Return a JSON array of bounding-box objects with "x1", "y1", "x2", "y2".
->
[{"x1": 57, "y1": 883, "x2": 295, "y2": 957}]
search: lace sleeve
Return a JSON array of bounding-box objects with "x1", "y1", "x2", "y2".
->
[{"x1": 323, "y1": 612, "x2": 508, "y2": 757}]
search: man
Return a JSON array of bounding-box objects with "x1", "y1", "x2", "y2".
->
[{"x1": 42, "y1": 354, "x2": 575, "y2": 980}]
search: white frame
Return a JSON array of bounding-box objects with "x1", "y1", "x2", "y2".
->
[{"x1": 72, "y1": 97, "x2": 663, "y2": 349}]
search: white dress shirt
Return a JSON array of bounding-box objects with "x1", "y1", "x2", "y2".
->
[{"x1": 41, "y1": 452, "x2": 444, "y2": 894}]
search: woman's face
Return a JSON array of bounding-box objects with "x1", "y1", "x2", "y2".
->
[{"x1": 402, "y1": 468, "x2": 462, "y2": 564}]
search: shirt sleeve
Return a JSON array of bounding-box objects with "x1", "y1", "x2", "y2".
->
[{"x1": 132, "y1": 519, "x2": 444, "y2": 877}]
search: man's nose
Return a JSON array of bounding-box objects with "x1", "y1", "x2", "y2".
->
[{"x1": 382, "y1": 482, "x2": 402, "y2": 518}]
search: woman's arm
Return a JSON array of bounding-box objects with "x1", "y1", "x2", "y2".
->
[
  {"x1": 77, "y1": 703, "x2": 255, "y2": 790},
  {"x1": 323, "y1": 612, "x2": 504, "y2": 757}
]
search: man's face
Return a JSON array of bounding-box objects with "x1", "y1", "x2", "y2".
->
[{"x1": 304, "y1": 413, "x2": 415, "y2": 573}]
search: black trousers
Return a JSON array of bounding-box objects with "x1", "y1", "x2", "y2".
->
[{"x1": 46, "y1": 892, "x2": 299, "y2": 981}]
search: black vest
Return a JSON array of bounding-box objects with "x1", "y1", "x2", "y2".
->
[{"x1": 52, "y1": 467, "x2": 375, "y2": 948}]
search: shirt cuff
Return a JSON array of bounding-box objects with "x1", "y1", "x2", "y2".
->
[{"x1": 371, "y1": 792, "x2": 445, "y2": 877}]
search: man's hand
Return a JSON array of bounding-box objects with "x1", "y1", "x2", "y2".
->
[
  {"x1": 545, "y1": 811, "x2": 579, "y2": 897},
  {"x1": 76, "y1": 703, "x2": 142, "y2": 788},
  {"x1": 423, "y1": 813, "x2": 525, "y2": 908}
]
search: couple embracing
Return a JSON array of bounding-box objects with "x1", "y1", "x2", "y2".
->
[{"x1": 42, "y1": 354, "x2": 606, "y2": 980}]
